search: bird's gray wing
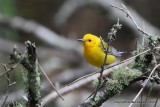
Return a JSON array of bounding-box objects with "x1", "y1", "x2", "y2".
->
[{"x1": 108, "y1": 46, "x2": 121, "y2": 57}]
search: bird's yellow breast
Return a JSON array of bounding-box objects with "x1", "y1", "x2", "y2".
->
[{"x1": 83, "y1": 45, "x2": 117, "y2": 68}]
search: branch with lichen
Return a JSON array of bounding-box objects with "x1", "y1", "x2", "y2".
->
[
  {"x1": 10, "y1": 41, "x2": 41, "y2": 107},
  {"x1": 79, "y1": 67, "x2": 144, "y2": 107},
  {"x1": 128, "y1": 35, "x2": 160, "y2": 107}
]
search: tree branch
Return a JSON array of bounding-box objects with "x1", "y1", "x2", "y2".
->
[
  {"x1": 41, "y1": 58, "x2": 134, "y2": 106},
  {"x1": 10, "y1": 41, "x2": 41, "y2": 107}
]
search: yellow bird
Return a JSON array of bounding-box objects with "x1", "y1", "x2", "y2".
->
[{"x1": 78, "y1": 34, "x2": 120, "y2": 68}]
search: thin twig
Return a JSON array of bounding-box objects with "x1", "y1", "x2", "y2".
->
[
  {"x1": 154, "y1": 90, "x2": 160, "y2": 107},
  {"x1": 84, "y1": 79, "x2": 106, "y2": 102},
  {"x1": 1, "y1": 64, "x2": 15, "y2": 107},
  {"x1": 143, "y1": 82, "x2": 155, "y2": 107},
  {"x1": 121, "y1": 3, "x2": 151, "y2": 37},
  {"x1": 0, "y1": 61, "x2": 21, "y2": 76},
  {"x1": 121, "y1": 46, "x2": 160, "y2": 64},
  {"x1": 142, "y1": 21, "x2": 145, "y2": 46},
  {"x1": 38, "y1": 63, "x2": 64, "y2": 100},
  {"x1": 1, "y1": 72, "x2": 10, "y2": 107},
  {"x1": 129, "y1": 64, "x2": 160, "y2": 107},
  {"x1": 92, "y1": 36, "x2": 110, "y2": 100},
  {"x1": 121, "y1": 4, "x2": 138, "y2": 29},
  {"x1": 155, "y1": 52, "x2": 160, "y2": 56},
  {"x1": 140, "y1": 86, "x2": 143, "y2": 107},
  {"x1": 110, "y1": 3, "x2": 151, "y2": 37}
]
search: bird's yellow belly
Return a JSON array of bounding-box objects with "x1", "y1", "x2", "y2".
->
[{"x1": 83, "y1": 48, "x2": 117, "y2": 68}]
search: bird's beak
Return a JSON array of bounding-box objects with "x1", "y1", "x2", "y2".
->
[{"x1": 77, "y1": 39, "x2": 84, "y2": 42}]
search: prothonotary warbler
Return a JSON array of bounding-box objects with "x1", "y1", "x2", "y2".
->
[{"x1": 78, "y1": 33, "x2": 121, "y2": 68}]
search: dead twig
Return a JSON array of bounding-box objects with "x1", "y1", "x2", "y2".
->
[
  {"x1": 154, "y1": 90, "x2": 160, "y2": 107},
  {"x1": 1, "y1": 64, "x2": 16, "y2": 107},
  {"x1": 0, "y1": 61, "x2": 21, "y2": 76},
  {"x1": 143, "y1": 82, "x2": 155, "y2": 107},
  {"x1": 38, "y1": 63, "x2": 64, "y2": 100},
  {"x1": 129, "y1": 64, "x2": 160, "y2": 107},
  {"x1": 110, "y1": 3, "x2": 151, "y2": 37}
]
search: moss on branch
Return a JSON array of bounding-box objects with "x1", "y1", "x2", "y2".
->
[
  {"x1": 10, "y1": 41, "x2": 41, "y2": 107},
  {"x1": 79, "y1": 67, "x2": 142, "y2": 107}
]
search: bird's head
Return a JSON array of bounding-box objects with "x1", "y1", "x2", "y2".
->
[{"x1": 78, "y1": 34, "x2": 100, "y2": 48}]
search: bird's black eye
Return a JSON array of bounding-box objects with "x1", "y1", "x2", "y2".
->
[{"x1": 88, "y1": 39, "x2": 91, "y2": 42}]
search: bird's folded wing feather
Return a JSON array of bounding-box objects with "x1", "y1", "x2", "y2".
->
[{"x1": 103, "y1": 42, "x2": 121, "y2": 57}]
